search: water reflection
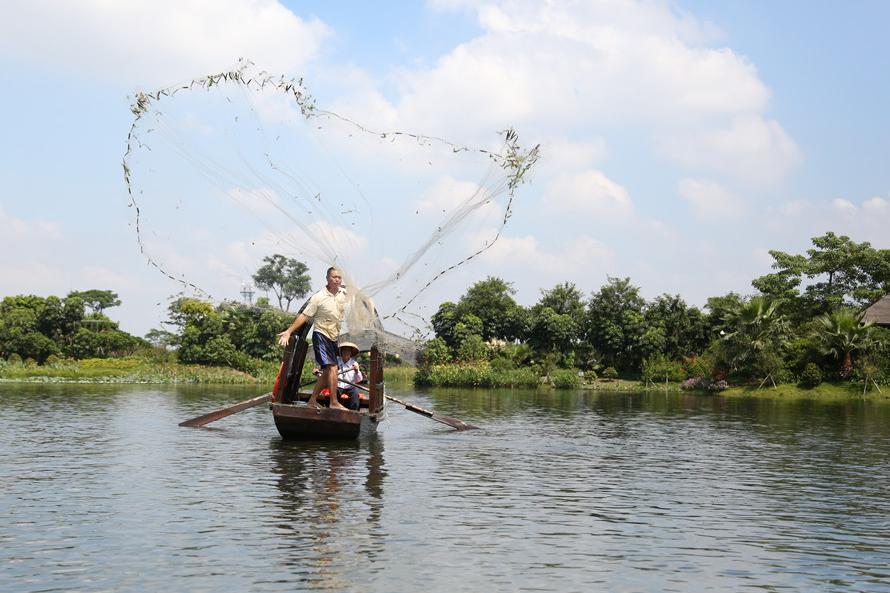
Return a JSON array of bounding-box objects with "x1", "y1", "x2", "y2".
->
[{"x1": 266, "y1": 437, "x2": 385, "y2": 589}]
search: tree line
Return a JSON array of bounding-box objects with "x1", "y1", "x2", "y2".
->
[
  {"x1": 0, "y1": 290, "x2": 144, "y2": 363},
  {"x1": 3, "y1": 235, "x2": 888, "y2": 388},
  {"x1": 420, "y1": 232, "x2": 890, "y2": 387},
  {"x1": 0, "y1": 255, "x2": 307, "y2": 373}
]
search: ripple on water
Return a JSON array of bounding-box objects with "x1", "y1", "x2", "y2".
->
[{"x1": 1, "y1": 386, "x2": 890, "y2": 592}]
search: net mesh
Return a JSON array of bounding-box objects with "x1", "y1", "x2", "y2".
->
[{"x1": 123, "y1": 60, "x2": 539, "y2": 359}]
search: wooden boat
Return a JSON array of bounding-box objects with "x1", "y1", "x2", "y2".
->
[{"x1": 270, "y1": 323, "x2": 385, "y2": 440}]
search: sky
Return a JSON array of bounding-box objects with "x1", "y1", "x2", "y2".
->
[{"x1": 1, "y1": 0, "x2": 889, "y2": 338}]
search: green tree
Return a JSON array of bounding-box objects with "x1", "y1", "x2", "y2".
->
[
  {"x1": 813, "y1": 308, "x2": 875, "y2": 377},
  {"x1": 453, "y1": 314, "x2": 484, "y2": 348},
  {"x1": 584, "y1": 277, "x2": 647, "y2": 370},
  {"x1": 457, "y1": 334, "x2": 489, "y2": 362},
  {"x1": 753, "y1": 232, "x2": 890, "y2": 316},
  {"x1": 252, "y1": 254, "x2": 311, "y2": 311},
  {"x1": 145, "y1": 328, "x2": 177, "y2": 349},
  {"x1": 527, "y1": 282, "x2": 584, "y2": 364},
  {"x1": 163, "y1": 297, "x2": 288, "y2": 371},
  {"x1": 69, "y1": 327, "x2": 144, "y2": 359},
  {"x1": 165, "y1": 298, "x2": 223, "y2": 364},
  {"x1": 527, "y1": 306, "x2": 578, "y2": 360},
  {"x1": 713, "y1": 296, "x2": 790, "y2": 381},
  {"x1": 644, "y1": 294, "x2": 709, "y2": 360},
  {"x1": 641, "y1": 353, "x2": 686, "y2": 385},
  {"x1": 13, "y1": 332, "x2": 60, "y2": 363},
  {"x1": 536, "y1": 282, "x2": 586, "y2": 319},
  {"x1": 0, "y1": 296, "x2": 64, "y2": 362},
  {"x1": 457, "y1": 277, "x2": 527, "y2": 341},
  {"x1": 420, "y1": 337, "x2": 451, "y2": 365},
  {"x1": 431, "y1": 301, "x2": 462, "y2": 350},
  {"x1": 0, "y1": 293, "x2": 141, "y2": 361},
  {"x1": 219, "y1": 301, "x2": 291, "y2": 361},
  {"x1": 67, "y1": 290, "x2": 121, "y2": 315}
]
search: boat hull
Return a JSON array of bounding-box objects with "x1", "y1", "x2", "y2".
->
[{"x1": 271, "y1": 402, "x2": 383, "y2": 440}]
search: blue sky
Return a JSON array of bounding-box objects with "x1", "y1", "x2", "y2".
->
[{"x1": 2, "y1": 0, "x2": 889, "y2": 337}]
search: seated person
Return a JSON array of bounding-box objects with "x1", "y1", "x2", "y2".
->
[{"x1": 336, "y1": 342, "x2": 363, "y2": 411}]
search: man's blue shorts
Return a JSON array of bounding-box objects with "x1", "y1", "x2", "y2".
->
[{"x1": 312, "y1": 331, "x2": 339, "y2": 368}]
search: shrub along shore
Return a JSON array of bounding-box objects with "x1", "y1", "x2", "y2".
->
[
  {"x1": 4, "y1": 357, "x2": 883, "y2": 400},
  {"x1": 2, "y1": 233, "x2": 888, "y2": 397},
  {"x1": 0, "y1": 354, "x2": 419, "y2": 387},
  {"x1": 413, "y1": 361, "x2": 886, "y2": 398}
]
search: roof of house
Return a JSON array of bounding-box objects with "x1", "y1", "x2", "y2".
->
[{"x1": 863, "y1": 294, "x2": 890, "y2": 327}]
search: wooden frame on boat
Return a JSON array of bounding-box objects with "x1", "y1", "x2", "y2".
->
[{"x1": 270, "y1": 322, "x2": 385, "y2": 440}]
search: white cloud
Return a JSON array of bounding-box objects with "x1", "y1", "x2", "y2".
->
[
  {"x1": 79, "y1": 266, "x2": 142, "y2": 292},
  {"x1": 0, "y1": 0, "x2": 330, "y2": 86},
  {"x1": 307, "y1": 220, "x2": 369, "y2": 252},
  {"x1": 660, "y1": 115, "x2": 801, "y2": 184},
  {"x1": 392, "y1": 1, "x2": 771, "y2": 135},
  {"x1": 832, "y1": 198, "x2": 857, "y2": 214},
  {"x1": 543, "y1": 169, "x2": 633, "y2": 218},
  {"x1": 413, "y1": 176, "x2": 488, "y2": 217},
  {"x1": 0, "y1": 206, "x2": 63, "y2": 240},
  {"x1": 863, "y1": 196, "x2": 888, "y2": 214},
  {"x1": 543, "y1": 138, "x2": 608, "y2": 170},
  {"x1": 761, "y1": 194, "x2": 890, "y2": 252},
  {"x1": 219, "y1": 230, "x2": 287, "y2": 274},
  {"x1": 678, "y1": 178, "x2": 745, "y2": 220},
  {"x1": 776, "y1": 199, "x2": 809, "y2": 217},
  {"x1": 476, "y1": 232, "x2": 614, "y2": 285},
  {"x1": 306, "y1": 0, "x2": 791, "y2": 198}
]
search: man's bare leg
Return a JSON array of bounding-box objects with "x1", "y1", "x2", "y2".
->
[
  {"x1": 306, "y1": 379, "x2": 323, "y2": 408},
  {"x1": 306, "y1": 367, "x2": 324, "y2": 408},
  {"x1": 325, "y1": 365, "x2": 348, "y2": 410}
]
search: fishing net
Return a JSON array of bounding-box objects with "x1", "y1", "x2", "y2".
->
[{"x1": 123, "y1": 60, "x2": 538, "y2": 360}]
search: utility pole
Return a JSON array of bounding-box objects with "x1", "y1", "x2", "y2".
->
[{"x1": 240, "y1": 283, "x2": 255, "y2": 305}]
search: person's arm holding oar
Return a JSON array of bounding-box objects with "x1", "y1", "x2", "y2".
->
[{"x1": 336, "y1": 376, "x2": 478, "y2": 431}]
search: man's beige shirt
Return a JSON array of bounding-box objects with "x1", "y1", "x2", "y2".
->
[{"x1": 304, "y1": 288, "x2": 346, "y2": 341}]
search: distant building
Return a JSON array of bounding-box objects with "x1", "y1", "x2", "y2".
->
[{"x1": 863, "y1": 295, "x2": 890, "y2": 327}]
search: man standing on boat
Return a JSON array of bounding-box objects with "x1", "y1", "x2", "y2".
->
[{"x1": 277, "y1": 266, "x2": 349, "y2": 411}]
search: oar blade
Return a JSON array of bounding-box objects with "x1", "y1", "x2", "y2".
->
[
  {"x1": 429, "y1": 413, "x2": 479, "y2": 431},
  {"x1": 385, "y1": 395, "x2": 479, "y2": 431},
  {"x1": 179, "y1": 392, "x2": 273, "y2": 428}
]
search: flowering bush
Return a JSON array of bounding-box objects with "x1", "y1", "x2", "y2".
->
[{"x1": 680, "y1": 377, "x2": 728, "y2": 392}]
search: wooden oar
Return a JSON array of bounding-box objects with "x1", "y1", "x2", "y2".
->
[
  {"x1": 178, "y1": 368, "x2": 352, "y2": 428},
  {"x1": 337, "y1": 378, "x2": 479, "y2": 431},
  {"x1": 178, "y1": 391, "x2": 274, "y2": 428},
  {"x1": 385, "y1": 394, "x2": 479, "y2": 431}
]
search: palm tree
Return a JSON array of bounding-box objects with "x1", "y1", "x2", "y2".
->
[
  {"x1": 814, "y1": 309, "x2": 874, "y2": 377},
  {"x1": 718, "y1": 297, "x2": 790, "y2": 383}
]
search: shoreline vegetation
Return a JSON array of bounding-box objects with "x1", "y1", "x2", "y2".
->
[
  {"x1": 2, "y1": 233, "x2": 888, "y2": 400},
  {"x1": 1, "y1": 357, "x2": 884, "y2": 400},
  {"x1": 0, "y1": 355, "x2": 418, "y2": 386}
]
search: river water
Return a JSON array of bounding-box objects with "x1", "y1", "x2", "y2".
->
[{"x1": 1, "y1": 384, "x2": 889, "y2": 593}]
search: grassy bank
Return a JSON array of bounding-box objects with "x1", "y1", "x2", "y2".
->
[
  {"x1": 0, "y1": 356, "x2": 420, "y2": 386},
  {"x1": 0, "y1": 356, "x2": 281, "y2": 384},
  {"x1": 384, "y1": 365, "x2": 416, "y2": 385},
  {"x1": 2, "y1": 357, "x2": 884, "y2": 400},
  {"x1": 722, "y1": 382, "x2": 887, "y2": 399}
]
